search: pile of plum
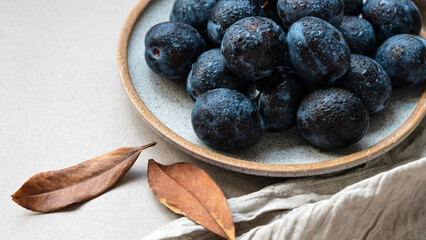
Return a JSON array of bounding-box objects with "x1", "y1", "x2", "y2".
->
[{"x1": 144, "y1": 0, "x2": 425, "y2": 151}]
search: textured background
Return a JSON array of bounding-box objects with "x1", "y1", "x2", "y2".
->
[
  {"x1": 0, "y1": 1, "x2": 280, "y2": 239},
  {"x1": 0, "y1": 0, "x2": 424, "y2": 239}
]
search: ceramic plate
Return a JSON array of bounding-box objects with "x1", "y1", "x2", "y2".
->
[{"x1": 117, "y1": 0, "x2": 426, "y2": 177}]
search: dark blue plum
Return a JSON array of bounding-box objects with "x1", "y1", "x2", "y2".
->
[
  {"x1": 375, "y1": 34, "x2": 426, "y2": 88},
  {"x1": 145, "y1": 22, "x2": 206, "y2": 80},
  {"x1": 170, "y1": 0, "x2": 217, "y2": 47},
  {"x1": 334, "y1": 54, "x2": 392, "y2": 115},
  {"x1": 338, "y1": 16, "x2": 376, "y2": 57},
  {"x1": 297, "y1": 88, "x2": 369, "y2": 150},
  {"x1": 286, "y1": 17, "x2": 351, "y2": 86},
  {"x1": 207, "y1": 0, "x2": 265, "y2": 46},
  {"x1": 344, "y1": 0, "x2": 363, "y2": 16},
  {"x1": 221, "y1": 17, "x2": 287, "y2": 81},
  {"x1": 277, "y1": 0, "x2": 344, "y2": 30},
  {"x1": 255, "y1": 67, "x2": 308, "y2": 131},
  {"x1": 191, "y1": 88, "x2": 263, "y2": 151},
  {"x1": 187, "y1": 49, "x2": 247, "y2": 101},
  {"x1": 170, "y1": 0, "x2": 217, "y2": 31},
  {"x1": 362, "y1": 0, "x2": 423, "y2": 43}
]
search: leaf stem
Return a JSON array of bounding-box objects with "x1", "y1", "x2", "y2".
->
[{"x1": 141, "y1": 142, "x2": 157, "y2": 150}]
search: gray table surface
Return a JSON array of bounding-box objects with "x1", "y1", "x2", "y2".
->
[
  {"x1": 0, "y1": 1, "x2": 279, "y2": 239},
  {"x1": 1, "y1": 1, "x2": 424, "y2": 239}
]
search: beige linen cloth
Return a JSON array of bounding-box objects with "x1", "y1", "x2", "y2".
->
[{"x1": 145, "y1": 120, "x2": 426, "y2": 240}]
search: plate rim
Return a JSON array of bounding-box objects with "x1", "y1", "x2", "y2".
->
[{"x1": 117, "y1": 0, "x2": 426, "y2": 177}]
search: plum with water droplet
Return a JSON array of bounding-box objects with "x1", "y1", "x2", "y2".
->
[
  {"x1": 297, "y1": 88, "x2": 369, "y2": 150},
  {"x1": 286, "y1": 17, "x2": 351, "y2": 86},
  {"x1": 221, "y1": 16, "x2": 287, "y2": 81},
  {"x1": 375, "y1": 34, "x2": 426, "y2": 88},
  {"x1": 362, "y1": 0, "x2": 423, "y2": 43},
  {"x1": 170, "y1": 0, "x2": 217, "y2": 32},
  {"x1": 145, "y1": 22, "x2": 206, "y2": 80},
  {"x1": 334, "y1": 54, "x2": 392, "y2": 115},
  {"x1": 207, "y1": 0, "x2": 265, "y2": 46},
  {"x1": 191, "y1": 88, "x2": 263, "y2": 151},
  {"x1": 277, "y1": 0, "x2": 344, "y2": 30},
  {"x1": 338, "y1": 16, "x2": 376, "y2": 57},
  {"x1": 170, "y1": 0, "x2": 218, "y2": 46},
  {"x1": 187, "y1": 49, "x2": 247, "y2": 101}
]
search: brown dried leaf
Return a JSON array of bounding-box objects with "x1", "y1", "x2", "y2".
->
[
  {"x1": 12, "y1": 142, "x2": 157, "y2": 213},
  {"x1": 147, "y1": 160, "x2": 235, "y2": 240}
]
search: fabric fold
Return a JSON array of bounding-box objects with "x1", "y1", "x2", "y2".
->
[
  {"x1": 144, "y1": 122, "x2": 425, "y2": 240},
  {"x1": 239, "y1": 158, "x2": 426, "y2": 240}
]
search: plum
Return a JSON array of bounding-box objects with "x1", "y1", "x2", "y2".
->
[
  {"x1": 286, "y1": 17, "x2": 351, "y2": 86},
  {"x1": 145, "y1": 22, "x2": 205, "y2": 80},
  {"x1": 192, "y1": 88, "x2": 263, "y2": 151},
  {"x1": 375, "y1": 34, "x2": 426, "y2": 88},
  {"x1": 277, "y1": 0, "x2": 344, "y2": 30},
  {"x1": 221, "y1": 16, "x2": 287, "y2": 81},
  {"x1": 207, "y1": 0, "x2": 265, "y2": 46},
  {"x1": 338, "y1": 16, "x2": 377, "y2": 57},
  {"x1": 187, "y1": 49, "x2": 247, "y2": 100},
  {"x1": 362, "y1": 0, "x2": 423, "y2": 43},
  {"x1": 297, "y1": 88, "x2": 369, "y2": 150},
  {"x1": 334, "y1": 54, "x2": 392, "y2": 115}
]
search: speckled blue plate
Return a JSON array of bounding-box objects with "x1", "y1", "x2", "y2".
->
[{"x1": 117, "y1": 0, "x2": 426, "y2": 177}]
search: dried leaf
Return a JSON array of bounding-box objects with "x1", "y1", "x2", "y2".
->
[
  {"x1": 12, "y1": 142, "x2": 157, "y2": 213},
  {"x1": 147, "y1": 160, "x2": 235, "y2": 240}
]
